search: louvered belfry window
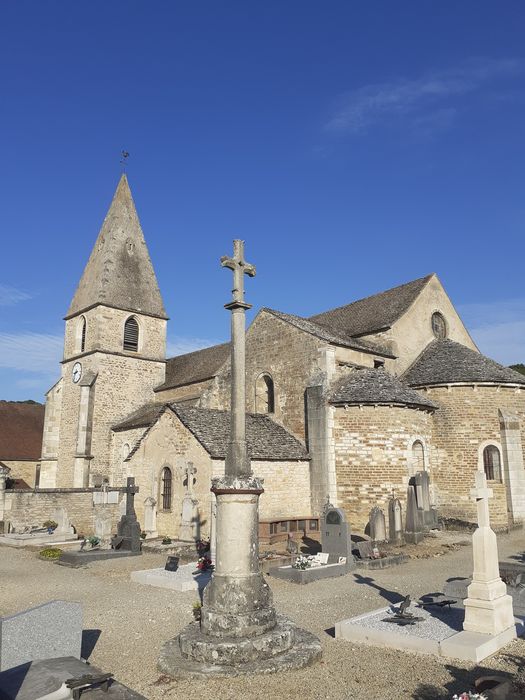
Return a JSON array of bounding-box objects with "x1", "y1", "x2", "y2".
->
[
  {"x1": 123, "y1": 317, "x2": 139, "y2": 352},
  {"x1": 161, "y1": 467, "x2": 172, "y2": 510},
  {"x1": 80, "y1": 316, "x2": 87, "y2": 352}
]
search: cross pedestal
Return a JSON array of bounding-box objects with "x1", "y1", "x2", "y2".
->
[{"x1": 157, "y1": 240, "x2": 321, "y2": 678}]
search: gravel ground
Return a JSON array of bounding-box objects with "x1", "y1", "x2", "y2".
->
[{"x1": 1, "y1": 530, "x2": 525, "y2": 700}]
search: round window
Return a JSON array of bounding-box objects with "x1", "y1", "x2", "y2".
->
[{"x1": 431, "y1": 312, "x2": 447, "y2": 339}]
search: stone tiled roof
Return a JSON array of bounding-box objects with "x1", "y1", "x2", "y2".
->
[
  {"x1": 403, "y1": 340, "x2": 525, "y2": 387},
  {"x1": 309, "y1": 274, "x2": 433, "y2": 337},
  {"x1": 329, "y1": 368, "x2": 438, "y2": 411},
  {"x1": 113, "y1": 402, "x2": 308, "y2": 461},
  {"x1": 262, "y1": 309, "x2": 394, "y2": 357},
  {"x1": 112, "y1": 402, "x2": 167, "y2": 431},
  {"x1": 0, "y1": 402, "x2": 45, "y2": 460},
  {"x1": 171, "y1": 404, "x2": 308, "y2": 461},
  {"x1": 66, "y1": 175, "x2": 167, "y2": 320},
  {"x1": 155, "y1": 343, "x2": 231, "y2": 392}
]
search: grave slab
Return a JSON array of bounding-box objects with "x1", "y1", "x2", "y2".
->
[
  {"x1": 131, "y1": 563, "x2": 212, "y2": 592},
  {"x1": 58, "y1": 549, "x2": 140, "y2": 568},
  {"x1": 0, "y1": 533, "x2": 78, "y2": 548},
  {"x1": 0, "y1": 601, "x2": 82, "y2": 672},
  {"x1": 0, "y1": 656, "x2": 145, "y2": 699},
  {"x1": 269, "y1": 561, "x2": 351, "y2": 584}
]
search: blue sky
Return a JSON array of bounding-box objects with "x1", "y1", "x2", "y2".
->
[{"x1": 1, "y1": 1, "x2": 525, "y2": 401}]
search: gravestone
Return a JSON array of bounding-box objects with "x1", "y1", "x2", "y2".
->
[
  {"x1": 388, "y1": 497, "x2": 404, "y2": 545},
  {"x1": 405, "y1": 485, "x2": 424, "y2": 544},
  {"x1": 369, "y1": 506, "x2": 387, "y2": 542},
  {"x1": 0, "y1": 601, "x2": 82, "y2": 671},
  {"x1": 53, "y1": 507, "x2": 74, "y2": 536},
  {"x1": 179, "y1": 463, "x2": 197, "y2": 541},
  {"x1": 116, "y1": 477, "x2": 141, "y2": 553},
  {"x1": 357, "y1": 541, "x2": 374, "y2": 560},
  {"x1": 165, "y1": 556, "x2": 179, "y2": 572},
  {"x1": 94, "y1": 510, "x2": 112, "y2": 547},
  {"x1": 144, "y1": 496, "x2": 157, "y2": 539},
  {"x1": 322, "y1": 507, "x2": 354, "y2": 564},
  {"x1": 412, "y1": 471, "x2": 439, "y2": 529}
]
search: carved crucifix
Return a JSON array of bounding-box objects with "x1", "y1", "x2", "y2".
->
[
  {"x1": 221, "y1": 240, "x2": 256, "y2": 477},
  {"x1": 471, "y1": 471, "x2": 493, "y2": 528}
]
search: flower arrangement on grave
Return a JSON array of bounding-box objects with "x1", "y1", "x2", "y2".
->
[
  {"x1": 39, "y1": 547, "x2": 62, "y2": 560},
  {"x1": 87, "y1": 536, "x2": 100, "y2": 548},
  {"x1": 192, "y1": 601, "x2": 202, "y2": 621},
  {"x1": 452, "y1": 693, "x2": 487, "y2": 699},
  {"x1": 196, "y1": 555, "x2": 213, "y2": 572},
  {"x1": 43, "y1": 520, "x2": 58, "y2": 534},
  {"x1": 292, "y1": 555, "x2": 312, "y2": 570},
  {"x1": 140, "y1": 531, "x2": 147, "y2": 540},
  {"x1": 162, "y1": 536, "x2": 172, "y2": 545}
]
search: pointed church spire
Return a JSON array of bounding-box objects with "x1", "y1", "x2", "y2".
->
[{"x1": 66, "y1": 175, "x2": 168, "y2": 319}]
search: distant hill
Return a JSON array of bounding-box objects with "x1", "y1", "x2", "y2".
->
[{"x1": 510, "y1": 364, "x2": 525, "y2": 376}]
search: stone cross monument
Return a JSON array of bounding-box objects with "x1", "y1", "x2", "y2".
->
[
  {"x1": 157, "y1": 240, "x2": 321, "y2": 678},
  {"x1": 180, "y1": 462, "x2": 198, "y2": 541},
  {"x1": 462, "y1": 471, "x2": 515, "y2": 637}
]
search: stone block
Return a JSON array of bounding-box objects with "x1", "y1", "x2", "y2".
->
[
  {"x1": 440, "y1": 624, "x2": 521, "y2": 663},
  {"x1": 269, "y1": 561, "x2": 351, "y2": 584},
  {"x1": 0, "y1": 601, "x2": 82, "y2": 672},
  {"x1": 131, "y1": 564, "x2": 212, "y2": 592}
]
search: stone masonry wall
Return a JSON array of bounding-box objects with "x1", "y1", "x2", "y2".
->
[
  {"x1": 211, "y1": 459, "x2": 312, "y2": 520},
  {"x1": 333, "y1": 405, "x2": 434, "y2": 532},
  {"x1": 124, "y1": 409, "x2": 214, "y2": 539},
  {"x1": 64, "y1": 306, "x2": 166, "y2": 361},
  {"x1": 4, "y1": 489, "x2": 123, "y2": 536},
  {"x1": 208, "y1": 312, "x2": 326, "y2": 441},
  {"x1": 2, "y1": 460, "x2": 39, "y2": 488},
  {"x1": 424, "y1": 385, "x2": 525, "y2": 528},
  {"x1": 56, "y1": 354, "x2": 165, "y2": 487}
]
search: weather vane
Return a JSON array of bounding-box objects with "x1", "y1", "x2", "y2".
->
[{"x1": 120, "y1": 150, "x2": 130, "y2": 170}]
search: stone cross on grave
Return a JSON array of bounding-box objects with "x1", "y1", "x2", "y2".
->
[
  {"x1": 471, "y1": 470, "x2": 493, "y2": 528},
  {"x1": 221, "y1": 239, "x2": 256, "y2": 477},
  {"x1": 184, "y1": 462, "x2": 197, "y2": 496},
  {"x1": 125, "y1": 476, "x2": 139, "y2": 518}
]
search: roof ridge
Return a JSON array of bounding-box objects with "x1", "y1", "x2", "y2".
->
[{"x1": 309, "y1": 273, "x2": 434, "y2": 323}]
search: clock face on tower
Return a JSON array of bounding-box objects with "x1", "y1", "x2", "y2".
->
[{"x1": 72, "y1": 362, "x2": 82, "y2": 384}]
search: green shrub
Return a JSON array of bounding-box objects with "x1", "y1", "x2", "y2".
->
[
  {"x1": 43, "y1": 520, "x2": 58, "y2": 530},
  {"x1": 39, "y1": 547, "x2": 62, "y2": 560},
  {"x1": 162, "y1": 536, "x2": 172, "y2": 545}
]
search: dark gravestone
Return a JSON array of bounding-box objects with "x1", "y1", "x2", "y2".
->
[
  {"x1": 116, "y1": 477, "x2": 141, "y2": 553},
  {"x1": 322, "y1": 508, "x2": 354, "y2": 565},
  {"x1": 165, "y1": 556, "x2": 180, "y2": 572},
  {"x1": 405, "y1": 485, "x2": 424, "y2": 544}
]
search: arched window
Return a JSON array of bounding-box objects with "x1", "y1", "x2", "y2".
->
[
  {"x1": 123, "y1": 316, "x2": 139, "y2": 352},
  {"x1": 410, "y1": 440, "x2": 425, "y2": 476},
  {"x1": 431, "y1": 312, "x2": 447, "y2": 339},
  {"x1": 161, "y1": 466, "x2": 172, "y2": 510},
  {"x1": 255, "y1": 373, "x2": 275, "y2": 413},
  {"x1": 80, "y1": 316, "x2": 87, "y2": 352},
  {"x1": 483, "y1": 445, "x2": 502, "y2": 482},
  {"x1": 121, "y1": 443, "x2": 130, "y2": 461}
]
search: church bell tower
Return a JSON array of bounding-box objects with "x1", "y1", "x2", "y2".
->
[{"x1": 40, "y1": 175, "x2": 167, "y2": 488}]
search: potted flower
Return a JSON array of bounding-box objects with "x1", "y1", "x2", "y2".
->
[
  {"x1": 193, "y1": 555, "x2": 213, "y2": 574},
  {"x1": 43, "y1": 520, "x2": 58, "y2": 535},
  {"x1": 192, "y1": 601, "x2": 202, "y2": 622},
  {"x1": 162, "y1": 536, "x2": 172, "y2": 545},
  {"x1": 292, "y1": 555, "x2": 312, "y2": 570}
]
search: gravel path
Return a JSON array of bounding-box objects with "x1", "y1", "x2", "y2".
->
[{"x1": 1, "y1": 530, "x2": 524, "y2": 700}]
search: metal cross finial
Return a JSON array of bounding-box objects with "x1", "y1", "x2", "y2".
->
[
  {"x1": 120, "y1": 150, "x2": 130, "y2": 171},
  {"x1": 221, "y1": 239, "x2": 256, "y2": 308}
]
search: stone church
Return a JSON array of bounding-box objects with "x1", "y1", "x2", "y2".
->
[{"x1": 30, "y1": 175, "x2": 525, "y2": 538}]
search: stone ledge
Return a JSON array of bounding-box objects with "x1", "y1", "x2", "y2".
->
[
  {"x1": 158, "y1": 617, "x2": 321, "y2": 679},
  {"x1": 355, "y1": 554, "x2": 409, "y2": 570},
  {"x1": 269, "y1": 562, "x2": 353, "y2": 584}
]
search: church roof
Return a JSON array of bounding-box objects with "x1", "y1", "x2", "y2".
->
[
  {"x1": 170, "y1": 405, "x2": 308, "y2": 461},
  {"x1": 403, "y1": 339, "x2": 525, "y2": 387},
  {"x1": 0, "y1": 401, "x2": 45, "y2": 460},
  {"x1": 329, "y1": 369, "x2": 438, "y2": 410},
  {"x1": 155, "y1": 343, "x2": 231, "y2": 392},
  {"x1": 309, "y1": 274, "x2": 433, "y2": 337},
  {"x1": 262, "y1": 309, "x2": 395, "y2": 357},
  {"x1": 113, "y1": 402, "x2": 308, "y2": 461},
  {"x1": 66, "y1": 175, "x2": 167, "y2": 320}
]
